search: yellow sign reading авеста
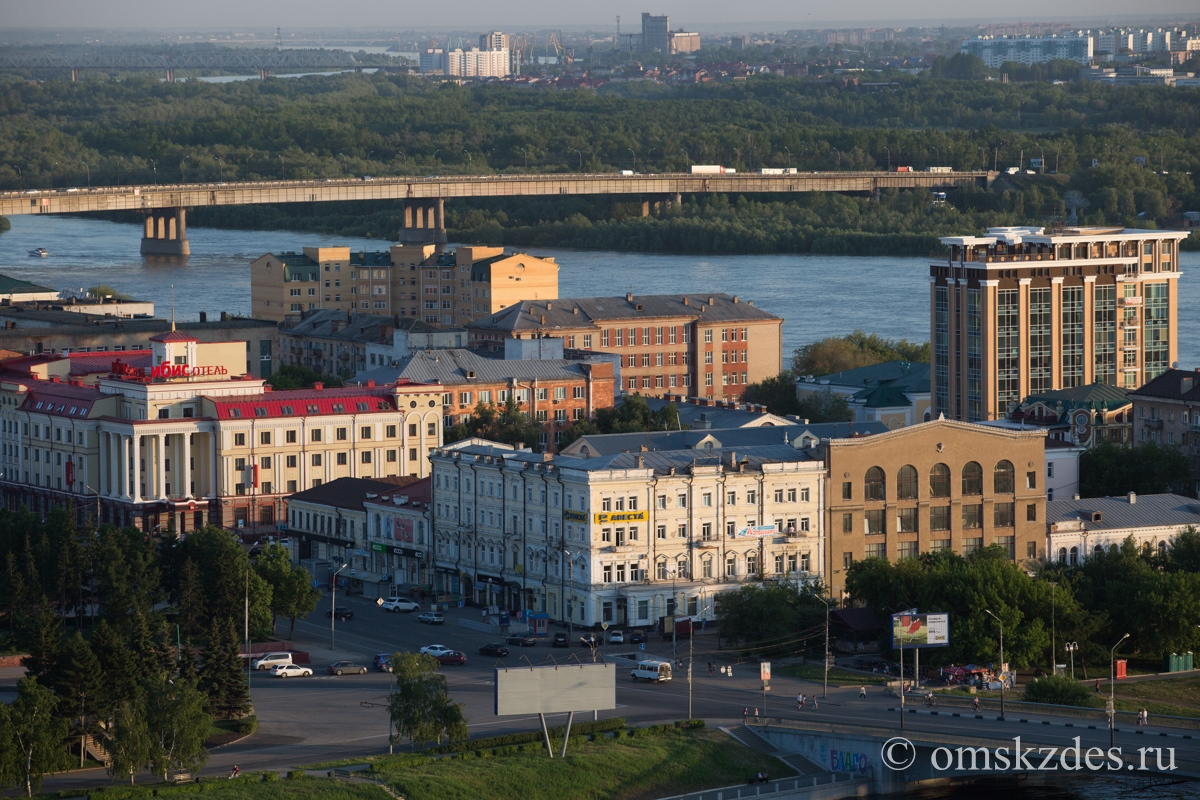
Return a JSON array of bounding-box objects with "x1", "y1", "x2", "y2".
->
[{"x1": 593, "y1": 511, "x2": 648, "y2": 525}]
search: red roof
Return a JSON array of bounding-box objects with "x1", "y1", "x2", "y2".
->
[
  {"x1": 68, "y1": 350, "x2": 152, "y2": 376},
  {"x1": 207, "y1": 386, "x2": 405, "y2": 420},
  {"x1": 149, "y1": 330, "x2": 199, "y2": 343},
  {"x1": 21, "y1": 380, "x2": 104, "y2": 419}
]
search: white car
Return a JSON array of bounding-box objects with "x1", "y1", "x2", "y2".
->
[
  {"x1": 419, "y1": 644, "x2": 453, "y2": 658},
  {"x1": 609, "y1": 630, "x2": 625, "y2": 644},
  {"x1": 271, "y1": 664, "x2": 313, "y2": 678},
  {"x1": 380, "y1": 598, "x2": 421, "y2": 613}
]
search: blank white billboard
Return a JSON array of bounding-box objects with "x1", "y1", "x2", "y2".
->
[{"x1": 494, "y1": 662, "x2": 617, "y2": 716}]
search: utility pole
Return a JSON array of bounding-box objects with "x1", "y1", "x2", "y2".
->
[
  {"x1": 245, "y1": 567, "x2": 251, "y2": 690},
  {"x1": 688, "y1": 628, "x2": 693, "y2": 720},
  {"x1": 985, "y1": 609, "x2": 1005, "y2": 721}
]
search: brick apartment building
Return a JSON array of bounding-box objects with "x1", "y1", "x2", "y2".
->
[
  {"x1": 1129, "y1": 367, "x2": 1200, "y2": 496},
  {"x1": 468, "y1": 293, "x2": 783, "y2": 402}
]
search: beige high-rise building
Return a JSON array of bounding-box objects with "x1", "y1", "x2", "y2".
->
[{"x1": 931, "y1": 226, "x2": 1190, "y2": 422}]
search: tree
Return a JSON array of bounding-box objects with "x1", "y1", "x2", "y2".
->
[
  {"x1": 55, "y1": 631, "x2": 103, "y2": 768},
  {"x1": 266, "y1": 364, "x2": 343, "y2": 390},
  {"x1": 792, "y1": 330, "x2": 929, "y2": 377},
  {"x1": 1079, "y1": 442, "x2": 1194, "y2": 499},
  {"x1": 716, "y1": 581, "x2": 828, "y2": 657},
  {"x1": 87, "y1": 285, "x2": 131, "y2": 301},
  {"x1": 17, "y1": 605, "x2": 60, "y2": 687},
  {"x1": 175, "y1": 559, "x2": 207, "y2": 637},
  {"x1": 4, "y1": 677, "x2": 70, "y2": 797},
  {"x1": 107, "y1": 701, "x2": 151, "y2": 785},
  {"x1": 1165, "y1": 526, "x2": 1200, "y2": 572},
  {"x1": 255, "y1": 544, "x2": 320, "y2": 637},
  {"x1": 795, "y1": 389, "x2": 853, "y2": 424},
  {"x1": 89, "y1": 619, "x2": 140, "y2": 718},
  {"x1": 742, "y1": 371, "x2": 802, "y2": 415},
  {"x1": 445, "y1": 398, "x2": 546, "y2": 450},
  {"x1": 199, "y1": 617, "x2": 250, "y2": 720},
  {"x1": 387, "y1": 652, "x2": 468, "y2": 749},
  {"x1": 143, "y1": 675, "x2": 212, "y2": 781},
  {"x1": 1023, "y1": 674, "x2": 1096, "y2": 707}
]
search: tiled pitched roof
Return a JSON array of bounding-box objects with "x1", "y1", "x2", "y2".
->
[
  {"x1": 21, "y1": 381, "x2": 104, "y2": 418},
  {"x1": 68, "y1": 350, "x2": 152, "y2": 376},
  {"x1": 0, "y1": 274, "x2": 55, "y2": 295},
  {"x1": 1130, "y1": 369, "x2": 1200, "y2": 402},
  {"x1": 207, "y1": 386, "x2": 410, "y2": 420},
  {"x1": 353, "y1": 349, "x2": 592, "y2": 387},
  {"x1": 288, "y1": 476, "x2": 424, "y2": 511}
]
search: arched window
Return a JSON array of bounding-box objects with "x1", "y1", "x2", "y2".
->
[
  {"x1": 1058, "y1": 547, "x2": 1067, "y2": 563},
  {"x1": 1069, "y1": 546, "x2": 1078, "y2": 566},
  {"x1": 962, "y1": 462, "x2": 983, "y2": 495},
  {"x1": 994, "y1": 460, "x2": 1015, "y2": 494},
  {"x1": 865, "y1": 467, "x2": 886, "y2": 501},
  {"x1": 1157, "y1": 540, "x2": 1167, "y2": 557},
  {"x1": 1094, "y1": 545, "x2": 1105, "y2": 558},
  {"x1": 929, "y1": 463, "x2": 951, "y2": 497},
  {"x1": 897, "y1": 465, "x2": 918, "y2": 499}
]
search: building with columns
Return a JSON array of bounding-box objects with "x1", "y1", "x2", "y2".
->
[
  {"x1": 0, "y1": 331, "x2": 444, "y2": 533},
  {"x1": 427, "y1": 439, "x2": 824, "y2": 630},
  {"x1": 931, "y1": 226, "x2": 1189, "y2": 422}
]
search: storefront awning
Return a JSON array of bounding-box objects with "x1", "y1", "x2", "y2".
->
[{"x1": 351, "y1": 571, "x2": 386, "y2": 584}]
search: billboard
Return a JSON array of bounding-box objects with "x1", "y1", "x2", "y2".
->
[
  {"x1": 890, "y1": 612, "x2": 949, "y2": 648},
  {"x1": 737, "y1": 525, "x2": 777, "y2": 538},
  {"x1": 494, "y1": 662, "x2": 617, "y2": 716}
]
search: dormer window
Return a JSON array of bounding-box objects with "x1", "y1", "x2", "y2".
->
[
  {"x1": 228, "y1": 408, "x2": 242, "y2": 418},
  {"x1": 255, "y1": 407, "x2": 268, "y2": 417}
]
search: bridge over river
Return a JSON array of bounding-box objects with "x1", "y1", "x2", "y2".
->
[{"x1": 0, "y1": 170, "x2": 994, "y2": 255}]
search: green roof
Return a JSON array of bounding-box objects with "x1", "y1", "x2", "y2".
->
[
  {"x1": 0, "y1": 273, "x2": 55, "y2": 295},
  {"x1": 1021, "y1": 383, "x2": 1131, "y2": 410}
]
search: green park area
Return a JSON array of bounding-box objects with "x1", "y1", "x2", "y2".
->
[{"x1": 43, "y1": 777, "x2": 393, "y2": 800}]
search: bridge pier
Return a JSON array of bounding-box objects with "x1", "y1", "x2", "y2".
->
[
  {"x1": 397, "y1": 199, "x2": 447, "y2": 246},
  {"x1": 140, "y1": 208, "x2": 190, "y2": 256},
  {"x1": 70, "y1": 68, "x2": 79, "y2": 82},
  {"x1": 165, "y1": 69, "x2": 175, "y2": 83}
]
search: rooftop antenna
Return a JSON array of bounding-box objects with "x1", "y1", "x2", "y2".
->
[
  {"x1": 170, "y1": 285, "x2": 176, "y2": 331},
  {"x1": 275, "y1": 27, "x2": 281, "y2": 50}
]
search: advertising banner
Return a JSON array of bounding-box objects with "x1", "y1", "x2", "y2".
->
[{"x1": 890, "y1": 612, "x2": 950, "y2": 648}]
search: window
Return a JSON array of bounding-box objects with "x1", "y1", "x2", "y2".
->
[
  {"x1": 1026, "y1": 503, "x2": 1038, "y2": 522},
  {"x1": 930, "y1": 539, "x2": 950, "y2": 553},
  {"x1": 701, "y1": 492, "x2": 712, "y2": 507},
  {"x1": 285, "y1": 454, "x2": 298, "y2": 469},
  {"x1": 930, "y1": 506, "x2": 950, "y2": 531},
  {"x1": 994, "y1": 502, "x2": 1015, "y2": 527},
  {"x1": 994, "y1": 460, "x2": 1015, "y2": 493},
  {"x1": 843, "y1": 552, "x2": 853, "y2": 570},
  {"x1": 657, "y1": 525, "x2": 666, "y2": 539},
  {"x1": 864, "y1": 467, "x2": 885, "y2": 501},
  {"x1": 962, "y1": 504, "x2": 983, "y2": 529},
  {"x1": 311, "y1": 429, "x2": 322, "y2": 442},
  {"x1": 897, "y1": 541, "x2": 918, "y2": 560},
  {"x1": 311, "y1": 453, "x2": 322, "y2": 466},
  {"x1": 1026, "y1": 471, "x2": 1037, "y2": 490},
  {"x1": 725, "y1": 555, "x2": 737, "y2": 577},
  {"x1": 234, "y1": 433, "x2": 246, "y2": 447},
  {"x1": 746, "y1": 490, "x2": 756, "y2": 504},
  {"x1": 842, "y1": 513, "x2": 853, "y2": 533},
  {"x1": 841, "y1": 481, "x2": 852, "y2": 501},
  {"x1": 897, "y1": 465, "x2": 918, "y2": 499},
  {"x1": 259, "y1": 430, "x2": 272, "y2": 445},
  {"x1": 865, "y1": 509, "x2": 885, "y2": 535},
  {"x1": 286, "y1": 430, "x2": 297, "y2": 444},
  {"x1": 726, "y1": 491, "x2": 737, "y2": 505},
  {"x1": 701, "y1": 523, "x2": 713, "y2": 541},
  {"x1": 994, "y1": 535, "x2": 1015, "y2": 559},
  {"x1": 677, "y1": 494, "x2": 687, "y2": 509},
  {"x1": 962, "y1": 537, "x2": 984, "y2": 557},
  {"x1": 234, "y1": 458, "x2": 246, "y2": 471},
  {"x1": 336, "y1": 453, "x2": 348, "y2": 466},
  {"x1": 1028, "y1": 541, "x2": 1038, "y2": 559},
  {"x1": 657, "y1": 495, "x2": 667, "y2": 510},
  {"x1": 261, "y1": 456, "x2": 272, "y2": 469},
  {"x1": 898, "y1": 508, "x2": 918, "y2": 533},
  {"x1": 962, "y1": 462, "x2": 983, "y2": 495},
  {"x1": 774, "y1": 488, "x2": 784, "y2": 503},
  {"x1": 929, "y1": 463, "x2": 951, "y2": 497},
  {"x1": 361, "y1": 451, "x2": 372, "y2": 464},
  {"x1": 865, "y1": 542, "x2": 886, "y2": 560}
]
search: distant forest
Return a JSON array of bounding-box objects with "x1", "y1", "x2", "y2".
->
[{"x1": 1, "y1": 72, "x2": 1197, "y2": 253}]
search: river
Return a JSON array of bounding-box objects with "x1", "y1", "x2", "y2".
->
[{"x1": 0, "y1": 214, "x2": 1197, "y2": 369}]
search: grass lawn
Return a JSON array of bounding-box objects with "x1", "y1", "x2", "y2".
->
[
  {"x1": 778, "y1": 663, "x2": 887, "y2": 685},
  {"x1": 1111, "y1": 675, "x2": 1200, "y2": 718},
  {"x1": 370, "y1": 727, "x2": 793, "y2": 800},
  {"x1": 46, "y1": 776, "x2": 390, "y2": 800}
]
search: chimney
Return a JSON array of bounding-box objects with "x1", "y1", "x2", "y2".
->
[
  {"x1": 1128, "y1": 492, "x2": 1137, "y2": 504},
  {"x1": 366, "y1": 380, "x2": 376, "y2": 388},
  {"x1": 639, "y1": 444, "x2": 649, "y2": 452},
  {"x1": 546, "y1": 302, "x2": 552, "y2": 311},
  {"x1": 708, "y1": 297, "x2": 714, "y2": 305},
  {"x1": 626, "y1": 292, "x2": 633, "y2": 302},
  {"x1": 199, "y1": 311, "x2": 207, "y2": 322},
  {"x1": 637, "y1": 455, "x2": 645, "y2": 468},
  {"x1": 540, "y1": 315, "x2": 546, "y2": 325},
  {"x1": 572, "y1": 306, "x2": 579, "y2": 315},
  {"x1": 313, "y1": 382, "x2": 324, "y2": 390},
  {"x1": 682, "y1": 297, "x2": 689, "y2": 306},
  {"x1": 729, "y1": 451, "x2": 737, "y2": 467}
]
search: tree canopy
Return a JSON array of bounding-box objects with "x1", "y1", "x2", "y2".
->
[
  {"x1": 1079, "y1": 442, "x2": 1195, "y2": 498},
  {"x1": 792, "y1": 330, "x2": 929, "y2": 377},
  {"x1": 387, "y1": 652, "x2": 468, "y2": 750}
]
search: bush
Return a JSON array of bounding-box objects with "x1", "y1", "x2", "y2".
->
[
  {"x1": 1022, "y1": 674, "x2": 1099, "y2": 707},
  {"x1": 675, "y1": 719, "x2": 706, "y2": 729},
  {"x1": 261, "y1": 771, "x2": 279, "y2": 782},
  {"x1": 287, "y1": 770, "x2": 305, "y2": 779},
  {"x1": 235, "y1": 715, "x2": 258, "y2": 735},
  {"x1": 424, "y1": 717, "x2": 625, "y2": 753}
]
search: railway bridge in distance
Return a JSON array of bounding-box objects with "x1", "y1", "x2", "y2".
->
[{"x1": 0, "y1": 170, "x2": 994, "y2": 256}]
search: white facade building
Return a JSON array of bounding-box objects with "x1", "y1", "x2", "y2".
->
[
  {"x1": 447, "y1": 48, "x2": 511, "y2": 78},
  {"x1": 962, "y1": 35, "x2": 1093, "y2": 68},
  {"x1": 1047, "y1": 493, "x2": 1200, "y2": 565},
  {"x1": 428, "y1": 440, "x2": 825, "y2": 630}
]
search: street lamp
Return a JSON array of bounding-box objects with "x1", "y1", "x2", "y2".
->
[
  {"x1": 815, "y1": 593, "x2": 832, "y2": 699},
  {"x1": 150, "y1": 158, "x2": 157, "y2": 185},
  {"x1": 519, "y1": 147, "x2": 529, "y2": 170},
  {"x1": 84, "y1": 484, "x2": 102, "y2": 529},
  {"x1": 984, "y1": 609, "x2": 1006, "y2": 721},
  {"x1": 627, "y1": 148, "x2": 636, "y2": 169},
  {"x1": 574, "y1": 149, "x2": 583, "y2": 170},
  {"x1": 1065, "y1": 642, "x2": 1078, "y2": 680},
  {"x1": 1048, "y1": 580, "x2": 1057, "y2": 675},
  {"x1": 783, "y1": 146, "x2": 791, "y2": 165},
  {"x1": 10, "y1": 165, "x2": 21, "y2": 190},
  {"x1": 331, "y1": 563, "x2": 348, "y2": 649},
  {"x1": 115, "y1": 158, "x2": 123, "y2": 187},
  {"x1": 81, "y1": 161, "x2": 90, "y2": 189},
  {"x1": 1110, "y1": 632, "x2": 1130, "y2": 747}
]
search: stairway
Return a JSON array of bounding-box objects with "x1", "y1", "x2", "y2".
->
[
  {"x1": 723, "y1": 725, "x2": 829, "y2": 776},
  {"x1": 82, "y1": 734, "x2": 113, "y2": 768}
]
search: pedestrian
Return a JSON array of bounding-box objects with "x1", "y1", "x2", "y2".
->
[
  {"x1": 973, "y1": 696, "x2": 981, "y2": 713},
  {"x1": 859, "y1": 685, "x2": 867, "y2": 699},
  {"x1": 743, "y1": 707, "x2": 749, "y2": 723},
  {"x1": 1095, "y1": 679, "x2": 1101, "y2": 693},
  {"x1": 812, "y1": 696, "x2": 819, "y2": 711},
  {"x1": 799, "y1": 694, "x2": 806, "y2": 710},
  {"x1": 1143, "y1": 710, "x2": 1149, "y2": 726},
  {"x1": 709, "y1": 661, "x2": 716, "y2": 677},
  {"x1": 797, "y1": 692, "x2": 803, "y2": 710},
  {"x1": 754, "y1": 707, "x2": 760, "y2": 719}
]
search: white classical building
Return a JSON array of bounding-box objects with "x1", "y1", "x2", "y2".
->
[
  {"x1": 1046, "y1": 493, "x2": 1200, "y2": 564},
  {"x1": 427, "y1": 439, "x2": 825, "y2": 630}
]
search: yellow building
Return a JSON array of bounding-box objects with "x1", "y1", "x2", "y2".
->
[
  {"x1": 250, "y1": 246, "x2": 398, "y2": 323},
  {"x1": 931, "y1": 226, "x2": 1190, "y2": 422},
  {"x1": 0, "y1": 330, "x2": 444, "y2": 534}
]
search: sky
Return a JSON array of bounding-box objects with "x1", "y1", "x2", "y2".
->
[{"x1": 2, "y1": 0, "x2": 1196, "y2": 31}]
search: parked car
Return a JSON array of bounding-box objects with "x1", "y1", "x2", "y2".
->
[
  {"x1": 327, "y1": 661, "x2": 368, "y2": 676},
  {"x1": 630, "y1": 659, "x2": 672, "y2": 683},
  {"x1": 479, "y1": 643, "x2": 510, "y2": 657},
  {"x1": 380, "y1": 598, "x2": 421, "y2": 613},
  {"x1": 505, "y1": 633, "x2": 537, "y2": 647},
  {"x1": 419, "y1": 644, "x2": 453, "y2": 658},
  {"x1": 417, "y1": 611, "x2": 445, "y2": 625},
  {"x1": 326, "y1": 607, "x2": 354, "y2": 621},
  {"x1": 580, "y1": 634, "x2": 598, "y2": 648},
  {"x1": 552, "y1": 632, "x2": 570, "y2": 648},
  {"x1": 608, "y1": 630, "x2": 625, "y2": 644},
  {"x1": 629, "y1": 629, "x2": 647, "y2": 644},
  {"x1": 437, "y1": 651, "x2": 467, "y2": 666},
  {"x1": 372, "y1": 653, "x2": 394, "y2": 672},
  {"x1": 247, "y1": 545, "x2": 264, "y2": 558},
  {"x1": 271, "y1": 664, "x2": 313, "y2": 678},
  {"x1": 252, "y1": 652, "x2": 293, "y2": 671}
]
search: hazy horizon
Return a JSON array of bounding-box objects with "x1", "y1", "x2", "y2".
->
[{"x1": 4, "y1": 1, "x2": 1197, "y2": 31}]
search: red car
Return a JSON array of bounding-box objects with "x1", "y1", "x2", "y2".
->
[{"x1": 436, "y1": 650, "x2": 467, "y2": 666}]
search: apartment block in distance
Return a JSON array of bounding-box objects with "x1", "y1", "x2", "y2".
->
[
  {"x1": 252, "y1": 244, "x2": 558, "y2": 327},
  {"x1": 819, "y1": 419, "x2": 1047, "y2": 600},
  {"x1": 469, "y1": 293, "x2": 782, "y2": 401},
  {"x1": 931, "y1": 226, "x2": 1190, "y2": 422}
]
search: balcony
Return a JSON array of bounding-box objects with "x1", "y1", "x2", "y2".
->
[
  {"x1": 984, "y1": 253, "x2": 1056, "y2": 263},
  {"x1": 1143, "y1": 418, "x2": 1164, "y2": 430}
]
